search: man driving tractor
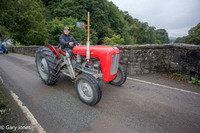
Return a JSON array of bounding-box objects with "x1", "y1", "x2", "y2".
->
[{"x1": 59, "y1": 27, "x2": 80, "y2": 60}]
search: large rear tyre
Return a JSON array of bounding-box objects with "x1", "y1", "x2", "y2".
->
[
  {"x1": 35, "y1": 47, "x2": 60, "y2": 85},
  {"x1": 109, "y1": 64, "x2": 127, "y2": 86},
  {"x1": 75, "y1": 73, "x2": 102, "y2": 106}
]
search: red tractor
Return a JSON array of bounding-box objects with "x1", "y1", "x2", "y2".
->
[{"x1": 35, "y1": 12, "x2": 127, "y2": 106}]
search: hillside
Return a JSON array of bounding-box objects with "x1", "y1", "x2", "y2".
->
[{"x1": 0, "y1": 0, "x2": 170, "y2": 45}]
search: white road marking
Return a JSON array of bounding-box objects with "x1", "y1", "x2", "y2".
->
[
  {"x1": 127, "y1": 77, "x2": 200, "y2": 96},
  {"x1": 10, "y1": 91, "x2": 46, "y2": 133}
]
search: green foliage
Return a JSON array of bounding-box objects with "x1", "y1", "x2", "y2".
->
[
  {"x1": 122, "y1": 13, "x2": 159, "y2": 44},
  {"x1": 47, "y1": 17, "x2": 97, "y2": 45},
  {"x1": 47, "y1": 17, "x2": 79, "y2": 45},
  {"x1": 0, "y1": 94, "x2": 6, "y2": 110},
  {"x1": 173, "y1": 73, "x2": 200, "y2": 86},
  {"x1": 0, "y1": 0, "x2": 49, "y2": 45},
  {"x1": 173, "y1": 73, "x2": 189, "y2": 80},
  {"x1": 0, "y1": 26, "x2": 10, "y2": 41},
  {"x1": 103, "y1": 34, "x2": 124, "y2": 45},
  {"x1": 156, "y1": 40, "x2": 161, "y2": 44},
  {"x1": 174, "y1": 36, "x2": 186, "y2": 43},
  {"x1": 185, "y1": 23, "x2": 200, "y2": 45},
  {"x1": 103, "y1": 37, "x2": 114, "y2": 45},
  {"x1": 13, "y1": 41, "x2": 25, "y2": 46},
  {"x1": 0, "y1": 84, "x2": 6, "y2": 116},
  {"x1": 0, "y1": 109, "x2": 6, "y2": 115},
  {"x1": 188, "y1": 77, "x2": 200, "y2": 85},
  {"x1": 108, "y1": 2, "x2": 124, "y2": 35},
  {"x1": 44, "y1": 0, "x2": 169, "y2": 45},
  {"x1": 0, "y1": 0, "x2": 170, "y2": 45},
  {"x1": 155, "y1": 29, "x2": 170, "y2": 44}
]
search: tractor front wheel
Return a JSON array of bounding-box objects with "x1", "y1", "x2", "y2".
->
[
  {"x1": 109, "y1": 64, "x2": 127, "y2": 86},
  {"x1": 75, "y1": 73, "x2": 102, "y2": 106},
  {"x1": 35, "y1": 47, "x2": 60, "y2": 85}
]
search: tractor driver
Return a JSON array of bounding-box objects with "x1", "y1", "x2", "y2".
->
[{"x1": 59, "y1": 27, "x2": 80, "y2": 60}]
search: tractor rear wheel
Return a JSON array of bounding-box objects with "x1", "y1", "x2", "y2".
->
[
  {"x1": 35, "y1": 47, "x2": 60, "y2": 85},
  {"x1": 75, "y1": 73, "x2": 102, "y2": 106},
  {"x1": 109, "y1": 64, "x2": 127, "y2": 86}
]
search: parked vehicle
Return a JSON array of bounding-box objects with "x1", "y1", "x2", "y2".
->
[{"x1": 0, "y1": 39, "x2": 8, "y2": 54}]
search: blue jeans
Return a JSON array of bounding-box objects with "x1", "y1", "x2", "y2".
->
[{"x1": 62, "y1": 48, "x2": 73, "y2": 60}]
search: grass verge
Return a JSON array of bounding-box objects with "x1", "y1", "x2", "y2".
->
[
  {"x1": 0, "y1": 79, "x2": 34, "y2": 133},
  {"x1": 171, "y1": 73, "x2": 200, "y2": 86},
  {"x1": 0, "y1": 80, "x2": 8, "y2": 132}
]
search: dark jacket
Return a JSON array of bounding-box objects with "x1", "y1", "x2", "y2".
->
[{"x1": 59, "y1": 33, "x2": 78, "y2": 50}]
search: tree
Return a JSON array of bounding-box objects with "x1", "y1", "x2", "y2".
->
[
  {"x1": 108, "y1": 1, "x2": 124, "y2": 35},
  {"x1": 103, "y1": 34, "x2": 124, "y2": 45},
  {"x1": 0, "y1": 0, "x2": 49, "y2": 45},
  {"x1": 174, "y1": 37, "x2": 186, "y2": 43},
  {"x1": 122, "y1": 12, "x2": 157, "y2": 44},
  {"x1": 0, "y1": 0, "x2": 170, "y2": 45},
  {"x1": 47, "y1": 17, "x2": 97, "y2": 45},
  {"x1": 48, "y1": 0, "x2": 110, "y2": 44},
  {"x1": 185, "y1": 23, "x2": 200, "y2": 45},
  {"x1": 42, "y1": 0, "x2": 170, "y2": 45},
  {"x1": 155, "y1": 29, "x2": 170, "y2": 44}
]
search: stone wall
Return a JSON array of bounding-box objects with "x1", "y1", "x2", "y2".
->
[
  {"x1": 7, "y1": 46, "x2": 39, "y2": 56},
  {"x1": 117, "y1": 44, "x2": 200, "y2": 79},
  {"x1": 6, "y1": 44, "x2": 200, "y2": 79}
]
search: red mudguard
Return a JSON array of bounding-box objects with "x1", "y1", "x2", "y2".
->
[{"x1": 44, "y1": 44, "x2": 60, "y2": 59}]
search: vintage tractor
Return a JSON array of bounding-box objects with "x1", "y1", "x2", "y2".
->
[{"x1": 35, "y1": 12, "x2": 127, "y2": 106}]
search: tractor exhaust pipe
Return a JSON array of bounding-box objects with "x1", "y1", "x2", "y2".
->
[
  {"x1": 86, "y1": 12, "x2": 90, "y2": 62},
  {"x1": 76, "y1": 12, "x2": 90, "y2": 62}
]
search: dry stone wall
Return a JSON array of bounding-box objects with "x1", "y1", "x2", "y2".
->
[{"x1": 6, "y1": 44, "x2": 200, "y2": 79}]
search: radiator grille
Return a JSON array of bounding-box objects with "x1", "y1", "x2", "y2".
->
[{"x1": 110, "y1": 54, "x2": 119, "y2": 75}]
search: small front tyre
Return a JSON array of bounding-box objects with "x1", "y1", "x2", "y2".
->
[
  {"x1": 75, "y1": 73, "x2": 102, "y2": 106},
  {"x1": 109, "y1": 64, "x2": 127, "y2": 86}
]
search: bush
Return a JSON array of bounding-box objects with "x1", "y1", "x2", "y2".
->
[
  {"x1": 0, "y1": 0, "x2": 49, "y2": 45},
  {"x1": 103, "y1": 34, "x2": 124, "y2": 45},
  {"x1": 47, "y1": 17, "x2": 98, "y2": 45}
]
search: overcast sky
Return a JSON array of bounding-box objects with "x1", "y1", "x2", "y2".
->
[{"x1": 109, "y1": 0, "x2": 200, "y2": 37}]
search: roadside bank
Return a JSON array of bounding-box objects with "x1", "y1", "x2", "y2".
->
[{"x1": 0, "y1": 77, "x2": 35, "y2": 133}]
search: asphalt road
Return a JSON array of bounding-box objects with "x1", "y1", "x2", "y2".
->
[{"x1": 0, "y1": 53, "x2": 200, "y2": 133}]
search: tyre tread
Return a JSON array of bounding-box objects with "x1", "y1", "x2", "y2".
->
[
  {"x1": 75, "y1": 73, "x2": 102, "y2": 106},
  {"x1": 35, "y1": 46, "x2": 60, "y2": 85},
  {"x1": 110, "y1": 64, "x2": 127, "y2": 86}
]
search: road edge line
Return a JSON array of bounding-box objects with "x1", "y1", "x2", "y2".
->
[
  {"x1": 10, "y1": 91, "x2": 46, "y2": 133},
  {"x1": 127, "y1": 77, "x2": 200, "y2": 96}
]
